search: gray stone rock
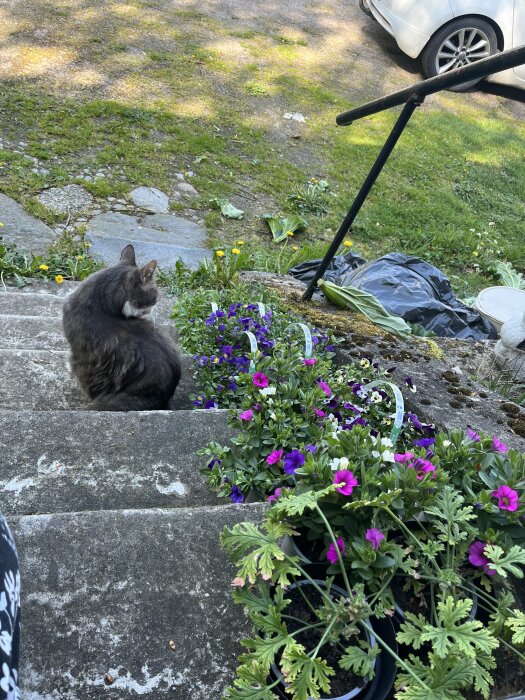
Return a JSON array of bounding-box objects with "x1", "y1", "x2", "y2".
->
[
  {"x1": 9, "y1": 504, "x2": 266, "y2": 699},
  {"x1": 174, "y1": 182, "x2": 199, "y2": 199},
  {"x1": 89, "y1": 236, "x2": 211, "y2": 271},
  {"x1": 0, "y1": 350, "x2": 196, "y2": 411},
  {"x1": 129, "y1": 186, "x2": 169, "y2": 213},
  {"x1": 0, "y1": 292, "x2": 63, "y2": 317},
  {"x1": 0, "y1": 409, "x2": 230, "y2": 515},
  {"x1": 0, "y1": 192, "x2": 56, "y2": 255},
  {"x1": 38, "y1": 185, "x2": 93, "y2": 216}
]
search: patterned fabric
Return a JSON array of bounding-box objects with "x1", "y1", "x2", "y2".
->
[{"x1": 0, "y1": 515, "x2": 20, "y2": 700}]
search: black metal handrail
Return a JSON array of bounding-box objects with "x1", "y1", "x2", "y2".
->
[{"x1": 302, "y1": 44, "x2": 525, "y2": 300}]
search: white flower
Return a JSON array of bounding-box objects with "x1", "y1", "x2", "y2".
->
[
  {"x1": 381, "y1": 437, "x2": 393, "y2": 447},
  {"x1": 360, "y1": 358, "x2": 370, "y2": 369},
  {"x1": 329, "y1": 458, "x2": 341, "y2": 471},
  {"x1": 443, "y1": 440, "x2": 451, "y2": 448},
  {"x1": 371, "y1": 450, "x2": 380, "y2": 459},
  {"x1": 269, "y1": 412, "x2": 277, "y2": 420},
  {"x1": 382, "y1": 450, "x2": 395, "y2": 463},
  {"x1": 339, "y1": 457, "x2": 349, "y2": 469},
  {"x1": 370, "y1": 391, "x2": 382, "y2": 403},
  {"x1": 260, "y1": 386, "x2": 276, "y2": 397}
]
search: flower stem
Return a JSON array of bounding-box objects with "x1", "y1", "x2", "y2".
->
[{"x1": 309, "y1": 616, "x2": 338, "y2": 659}]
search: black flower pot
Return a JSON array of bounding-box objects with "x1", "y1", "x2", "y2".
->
[
  {"x1": 392, "y1": 578, "x2": 479, "y2": 626},
  {"x1": 269, "y1": 579, "x2": 395, "y2": 700}
]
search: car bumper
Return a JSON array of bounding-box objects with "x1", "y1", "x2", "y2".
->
[{"x1": 367, "y1": 0, "x2": 430, "y2": 58}]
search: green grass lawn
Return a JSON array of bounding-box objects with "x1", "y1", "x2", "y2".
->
[{"x1": 0, "y1": 0, "x2": 523, "y2": 297}]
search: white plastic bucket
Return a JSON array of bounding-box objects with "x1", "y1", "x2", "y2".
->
[{"x1": 474, "y1": 286, "x2": 525, "y2": 334}]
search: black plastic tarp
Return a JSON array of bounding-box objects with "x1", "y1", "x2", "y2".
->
[{"x1": 289, "y1": 252, "x2": 497, "y2": 341}]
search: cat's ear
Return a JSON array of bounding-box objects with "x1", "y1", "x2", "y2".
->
[
  {"x1": 120, "y1": 244, "x2": 136, "y2": 266},
  {"x1": 139, "y1": 259, "x2": 157, "y2": 283}
]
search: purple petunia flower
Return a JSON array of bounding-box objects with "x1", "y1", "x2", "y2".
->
[
  {"x1": 239, "y1": 409, "x2": 254, "y2": 421},
  {"x1": 394, "y1": 452, "x2": 414, "y2": 464},
  {"x1": 306, "y1": 444, "x2": 317, "y2": 453},
  {"x1": 302, "y1": 358, "x2": 317, "y2": 366},
  {"x1": 410, "y1": 458, "x2": 436, "y2": 481},
  {"x1": 333, "y1": 470, "x2": 359, "y2": 496},
  {"x1": 407, "y1": 413, "x2": 423, "y2": 431},
  {"x1": 467, "y1": 427, "x2": 481, "y2": 442},
  {"x1": 266, "y1": 450, "x2": 283, "y2": 465},
  {"x1": 492, "y1": 437, "x2": 508, "y2": 453},
  {"x1": 314, "y1": 408, "x2": 326, "y2": 418},
  {"x1": 204, "y1": 399, "x2": 218, "y2": 409},
  {"x1": 366, "y1": 528, "x2": 385, "y2": 550},
  {"x1": 326, "y1": 537, "x2": 345, "y2": 564},
  {"x1": 491, "y1": 484, "x2": 519, "y2": 511},
  {"x1": 468, "y1": 541, "x2": 496, "y2": 576},
  {"x1": 253, "y1": 372, "x2": 269, "y2": 388},
  {"x1": 207, "y1": 457, "x2": 221, "y2": 470},
  {"x1": 414, "y1": 438, "x2": 435, "y2": 448},
  {"x1": 229, "y1": 485, "x2": 244, "y2": 503},
  {"x1": 267, "y1": 487, "x2": 283, "y2": 503},
  {"x1": 283, "y1": 450, "x2": 305, "y2": 475},
  {"x1": 318, "y1": 381, "x2": 332, "y2": 397}
]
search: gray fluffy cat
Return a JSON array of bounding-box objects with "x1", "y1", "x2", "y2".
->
[{"x1": 63, "y1": 244, "x2": 181, "y2": 411}]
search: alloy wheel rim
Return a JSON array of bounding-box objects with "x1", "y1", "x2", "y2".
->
[{"x1": 435, "y1": 28, "x2": 491, "y2": 74}]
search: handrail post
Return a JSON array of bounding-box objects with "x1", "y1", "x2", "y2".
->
[{"x1": 302, "y1": 93, "x2": 424, "y2": 301}]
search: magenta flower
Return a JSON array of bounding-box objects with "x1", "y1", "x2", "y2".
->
[
  {"x1": 302, "y1": 358, "x2": 317, "y2": 366},
  {"x1": 468, "y1": 541, "x2": 496, "y2": 576},
  {"x1": 491, "y1": 484, "x2": 519, "y2": 512},
  {"x1": 239, "y1": 409, "x2": 254, "y2": 421},
  {"x1": 266, "y1": 449, "x2": 283, "y2": 465},
  {"x1": 467, "y1": 427, "x2": 481, "y2": 442},
  {"x1": 326, "y1": 537, "x2": 345, "y2": 564},
  {"x1": 409, "y1": 458, "x2": 436, "y2": 480},
  {"x1": 366, "y1": 528, "x2": 385, "y2": 550},
  {"x1": 314, "y1": 408, "x2": 326, "y2": 418},
  {"x1": 333, "y1": 470, "x2": 358, "y2": 496},
  {"x1": 267, "y1": 487, "x2": 283, "y2": 503},
  {"x1": 283, "y1": 450, "x2": 305, "y2": 475},
  {"x1": 492, "y1": 437, "x2": 508, "y2": 453},
  {"x1": 394, "y1": 452, "x2": 414, "y2": 464},
  {"x1": 318, "y1": 381, "x2": 332, "y2": 397},
  {"x1": 253, "y1": 372, "x2": 269, "y2": 388}
]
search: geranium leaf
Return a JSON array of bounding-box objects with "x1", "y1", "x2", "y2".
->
[
  {"x1": 484, "y1": 544, "x2": 525, "y2": 578},
  {"x1": 505, "y1": 609, "x2": 525, "y2": 644}
]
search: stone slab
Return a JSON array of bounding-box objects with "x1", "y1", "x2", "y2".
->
[
  {"x1": 0, "y1": 288, "x2": 178, "y2": 320},
  {"x1": 0, "y1": 350, "x2": 196, "y2": 411},
  {"x1": 88, "y1": 234, "x2": 212, "y2": 271},
  {"x1": 38, "y1": 184, "x2": 93, "y2": 215},
  {"x1": 0, "y1": 192, "x2": 56, "y2": 255},
  {"x1": 9, "y1": 504, "x2": 266, "y2": 699},
  {"x1": 129, "y1": 186, "x2": 169, "y2": 213},
  {"x1": 0, "y1": 409, "x2": 229, "y2": 515},
  {"x1": 0, "y1": 314, "x2": 178, "y2": 351}
]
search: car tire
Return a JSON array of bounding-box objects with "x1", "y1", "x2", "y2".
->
[
  {"x1": 359, "y1": 0, "x2": 372, "y2": 18},
  {"x1": 421, "y1": 17, "x2": 498, "y2": 92}
]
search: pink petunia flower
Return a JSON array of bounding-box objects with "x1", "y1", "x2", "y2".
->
[
  {"x1": 302, "y1": 358, "x2": 317, "y2": 366},
  {"x1": 366, "y1": 528, "x2": 385, "y2": 550},
  {"x1": 409, "y1": 458, "x2": 436, "y2": 481},
  {"x1": 318, "y1": 381, "x2": 332, "y2": 397},
  {"x1": 394, "y1": 452, "x2": 414, "y2": 464},
  {"x1": 468, "y1": 541, "x2": 496, "y2": 576},
  {"x1": 467, "y1": 427, "x2": 481, "y2": 442},
  {"x1": 266, "y1": 450, "x2": 283, "y2": 465},
  {"x1": 333, "y1": 470, "x2": 358, "y2": 496},
  {"x1": 267, "y1": 487, "x2": 283, "y2": 503},
  {"x1": 314, "y1": 408, "x2": 326, "y2": 418},
  {"x1": 491, "y1": 484, "x2": 519, "y2": 512},
  {"x1": 326, "y1": 537, "x2": 345, "y2": 564},
  {"x1": 492, "y1": 437, "x2": 508, "y2": 453},
  {"x1": 239, "y1": 409, "x2": 254, "y2": 421},
  {"x1": 253, "y1": 372, "x2": 269, "y2": 388}
]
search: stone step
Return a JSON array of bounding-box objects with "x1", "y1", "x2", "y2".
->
[
  {"x1": 89, "y1": 235, "x2": 212, "y2": 271},
  {"x1": 0, "y1": 350, "x2": 196, "y2": 410},
  {"x1": 0, "y1": 409, "x2": 228, "y2": 515},
  {"x1": 8, "y1": 503, "x2": 265, "y2": 699},
  {"x1": 0, "y1": 288, "x2": 178, "y2": 321},
  {"x1": 0, "y1": 314, "x2": 178, "y2": 351}
]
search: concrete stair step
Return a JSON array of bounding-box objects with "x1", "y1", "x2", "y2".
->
[
  {"x1": 89, "y1": 235, "x2": 212, "y2": 271},
  {"x1": 0, "y1": 409, "x2": 228, "y2": 515},
  {"x1": 0, "y1": 350, "x2": 196, "y2": 410},
  {"x1": 0, "y1": 288, "x2": 178, "y2": 321},
  {"x1": 0, "y1": 314, "x2": 178, "y2": 351},
  {"x1": 9, "y1": 503, "x2": 265, "y2": 699}
]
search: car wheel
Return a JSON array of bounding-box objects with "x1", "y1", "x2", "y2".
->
[
  {"x1": 359, "y1": 0, "x2": 372, "y2": 17},
  {"x1": 421, "y1": 17, "x2": 498, "y2": 91}
]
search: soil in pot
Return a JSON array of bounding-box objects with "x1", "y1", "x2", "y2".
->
[{"x1": 272, "y1": 581, "x2": 374, "y2": 700}]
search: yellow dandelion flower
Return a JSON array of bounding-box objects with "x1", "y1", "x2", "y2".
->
[
  {"x1": 84, "y1": 242, "x2": 91, "y2": 248},
  {"x1": 39, "y1": 264, "x2": 49, "y2": 271},
  {"x1": 472, "y1": 251, "x2": 479, "y2": 257},
  {"x1": 292, "y1": 245, "x2": 299, "y2": 251},
  {"x1": 231, "y1": 248, "x2": 241, "y2": 255},
  {"x1": 236, "y1": 240, "x2": 245, "y2": 246},
  {"x1": 55, "y1": 275, "x2": 64, "y2": 285},
  {"x1": 343, "y1": 240, "x2": 353, "y2": 248},
  {"x1": 76, "y1": 255, "x2": 84, "y2": 261},
  {"x1": 216, "y1": 250, "x2": 225, "y2": 257},
  {"x1": 0, "y1": 221, "x2": 4, "y2": 227},
  {"x1": 286, "y1": 230, "x2": 294, "y2": 237}
]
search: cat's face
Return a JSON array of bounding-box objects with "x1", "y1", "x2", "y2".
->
[{"x1": 119, "y1": 245, "x2": 158, "y2": 318}]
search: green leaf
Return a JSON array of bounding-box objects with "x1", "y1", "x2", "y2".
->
[
  {"x1": 281, "y1": 642, "x2": 334, "y2": 700},
  {"x1": 240, "y1": 633, "x2": 288, "y2": 672},
  {"x1": 505, "y1": 609, "x2": 525, "y2": 644},
  {"x1": 211, "y1": 197, "x2": 244, "y2": 219},
  {"x1": 395, "y1": 653, "x2": 475, "y2": 700},
  {"x1": 262, "y1": 214, "x2": 307, "y2": 243},
  {"x1": 339, "y1": 643, "x2": 380, "y2": 678},
  {"x1": 318, "y1": 279, "x2": 411, "y2": 338},
  {"x1": 495, "y1": 261, "x2": 525, "y2": 289},
  {"x1": 269, "y1": 486, "x2": 335, "y2": 519},
  {"x1": 223, "y1": 662, "x2": 279, "y2": 700},
  {"x1": 484, "y1": 544, "x2": 525, "y2": 578},
  {"x1": 471, "y1": 653, "x2": 496, "y2": 699}
]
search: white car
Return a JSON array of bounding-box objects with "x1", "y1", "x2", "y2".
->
[{"x1": 360, "y1": 0, "x2": 525, "y2": 90}]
